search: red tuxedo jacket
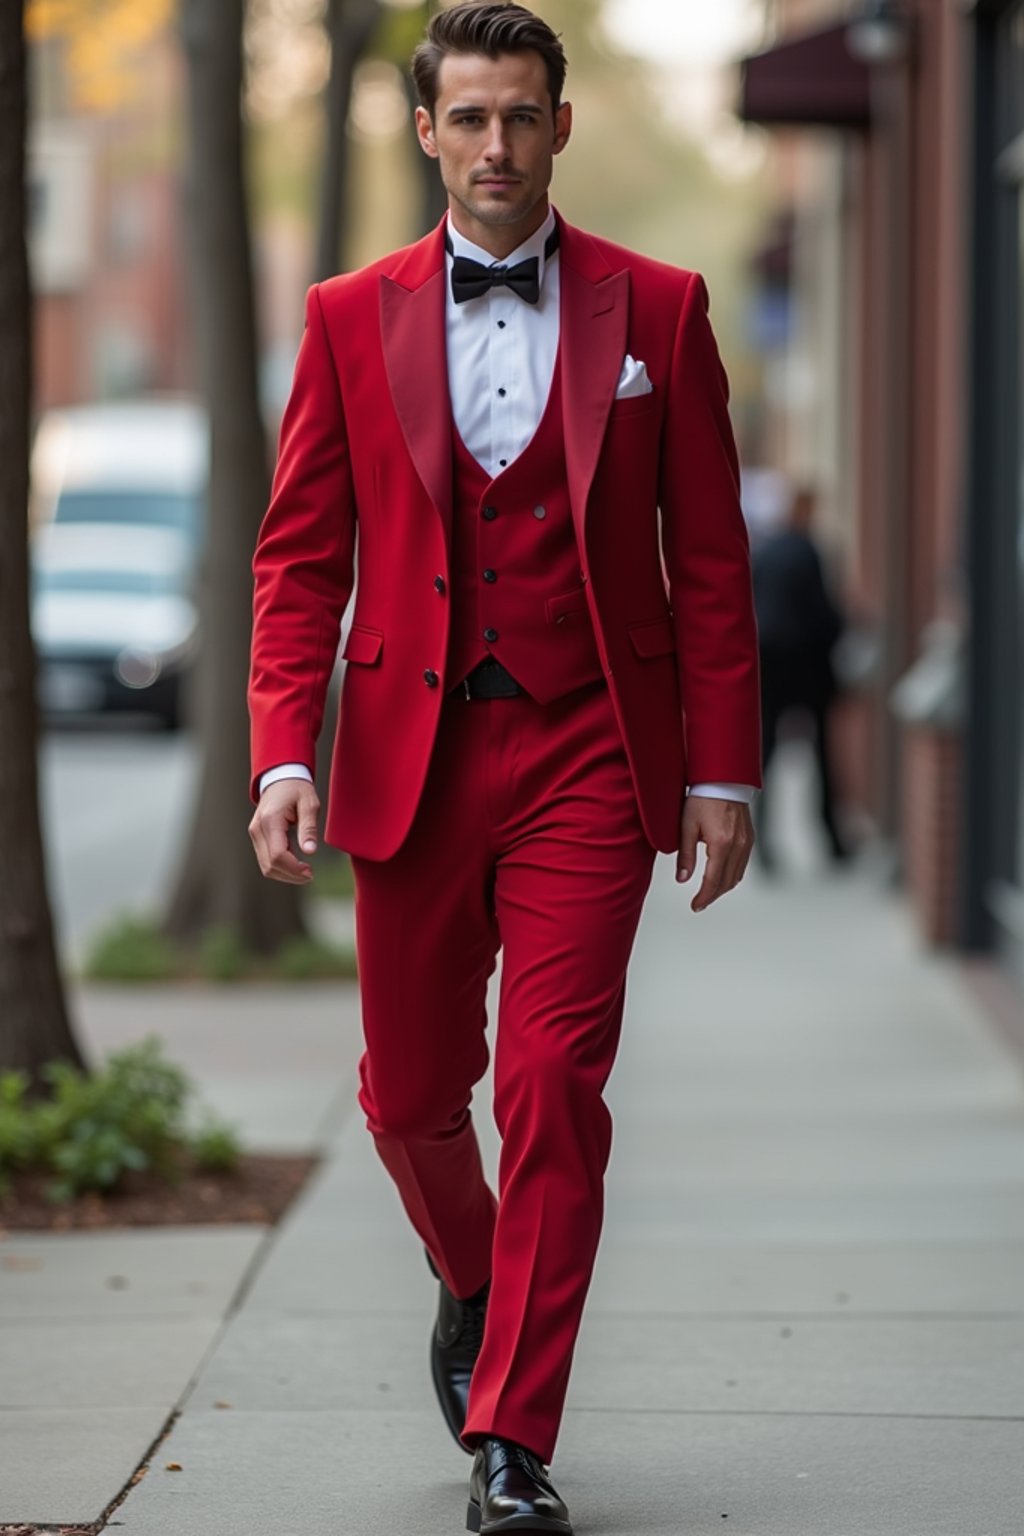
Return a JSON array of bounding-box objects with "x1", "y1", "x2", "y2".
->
[{"x1": 248, "y1": 212, "x2": 761, "y2": 860}]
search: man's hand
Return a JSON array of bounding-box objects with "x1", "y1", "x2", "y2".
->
[
  {"x1": 676, "y1": 796, "x2": 755, "y2": 913},
  {"x1": 248, "y1": 779, "x2": 321, "y2": 884}
]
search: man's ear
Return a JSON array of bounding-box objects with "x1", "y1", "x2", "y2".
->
[
  {"x1": 415, "y1": 105, "x2": 440, "y2": 160},
  {"x1": 553, "y1": 101, "x2": 572, "y2": 156}
]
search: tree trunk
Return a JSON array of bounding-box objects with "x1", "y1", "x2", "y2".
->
[
  {"x1": 0, "y1": 0, "x2": 84, "y2": 1079},
  {"x1": 315, "y1": 0, "x2": 382, "y2": 282},
  {"x1": 166, "y1": 0, "x2": 305, "y2": 951}
]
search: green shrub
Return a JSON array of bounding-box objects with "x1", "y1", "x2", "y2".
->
[
  {"x1": 85, "y1": 916, "x2": 178, "y2": 981},
  {"x1": 82, "y1": 917, "x2": 358, "y2": 983},
  {"x1": 311, "y1": 852, "x2": 356, "y2": 900},
  {"x1": 276, "y1": 934, "x2": 358, "y2": 980},
  {"x1": 0, "y1": 1038, "x2": 241, "y2": 1204},
  {"x1": 192, "y1": 1115, "x2": 242, "y2": 1173},
  {"x1": 0, "y1": 1071, "x2": 39, "y2": 1194},
  {"x1": 199, "y1": 924, "x2": 248, "y2": 982}
]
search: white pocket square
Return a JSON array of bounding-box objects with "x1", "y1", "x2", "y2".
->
[{"x1": 615, "y1": 354, "x2": 653, "y2": 400}]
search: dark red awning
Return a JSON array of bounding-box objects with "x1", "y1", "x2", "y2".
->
[{"x1": 739, "y1": 23, "x2": 873, "y2": 129}]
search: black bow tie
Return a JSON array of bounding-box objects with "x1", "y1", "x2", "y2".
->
[{"x1": 446, "y1": 224, "x2": 560, "y2": 306}]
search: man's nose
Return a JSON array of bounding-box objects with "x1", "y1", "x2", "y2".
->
[{"x1": 482, "y1": 120, "x2": 511, "y2": 162}]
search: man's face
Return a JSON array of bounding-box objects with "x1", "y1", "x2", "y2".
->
[{"x1": 416, "y1": 49, "x2": 571, "y2": 232}]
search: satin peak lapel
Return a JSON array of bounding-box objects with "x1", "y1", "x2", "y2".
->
[
  {"x1": 380, "y1": 264, "x2": 452, "y2": 540},
  {"x1": 560, "y1": 250, "x2": 629, "y2": 545}
]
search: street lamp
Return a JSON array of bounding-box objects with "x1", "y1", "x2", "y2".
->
[{"x1": 846, "y1": 0, "x2": 913, "y2": 66}]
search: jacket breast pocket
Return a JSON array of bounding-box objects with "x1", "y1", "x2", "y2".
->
[
  {"x1": 342, "y1": 623, "x2": 384, "y2": 666},
  {"x1": 608, "y1": 391, "x2": 658, "y2": 423}
]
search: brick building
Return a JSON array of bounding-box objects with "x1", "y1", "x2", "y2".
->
[
  {"x1": 737, "y1": 0, "x2": 1024, "y2": 994},
  {"x1": 27, "y1": 35, "x2": 194, "y2": 411}
]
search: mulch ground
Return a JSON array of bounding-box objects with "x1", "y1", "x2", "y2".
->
[
  {"x1": 0, "y1": 1152, "x2": 319, "y2": 1234},
  {"x1": 2, "y1": 1528, "x2": 103, "y2": 1535}
]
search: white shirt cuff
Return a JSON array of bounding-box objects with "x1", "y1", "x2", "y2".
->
[
  {"x1": 687, "y1": 782, "x2": 757, "y2": 804},
  {"x1": 259, "y1": 762, "x2": 314, "y2": 794}
]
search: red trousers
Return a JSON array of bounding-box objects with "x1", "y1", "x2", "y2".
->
[{"x1": 350, "y1": 678, "x2": 657, "y2": 1462}]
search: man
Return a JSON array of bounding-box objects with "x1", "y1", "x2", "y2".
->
[
  {"x1": 752, "y1": 484, "x2": 848, "y2": 870},
  {"x1": 248, "y1": 5, "x2": 760, "y2": 1532}
]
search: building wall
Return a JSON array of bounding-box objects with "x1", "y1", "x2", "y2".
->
[
  {"x1": 751, "y1": 0, "x2": 972, "y2": 942},
  {"x1": 28, "y1": 34, "x2": 195, "y2": 414},
  {"x1": 899, "y1": 0, "x2": 969, "y2": 944}
]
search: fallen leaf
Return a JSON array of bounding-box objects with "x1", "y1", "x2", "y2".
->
[{"x1": 165, "y1": 1461, "x2": 184, "y2": 1471}]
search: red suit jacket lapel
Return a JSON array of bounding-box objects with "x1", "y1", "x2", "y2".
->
[
  {"x1": 380, "y1": 221, "x2": 452, "y2": 541},
  {"x1": 378, "y1": 211, "x2": 630, "y2": 550},
  {"x1": 557, "y1": 217, "x2": 629, "y2": 550}
]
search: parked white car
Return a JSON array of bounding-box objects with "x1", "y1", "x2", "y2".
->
[
  {"x1": 31, "y1": 523, "x2": 199, "y2": 728},
  {"x1": 30, "y1": 397, "x2": 208, "y2": 555}
]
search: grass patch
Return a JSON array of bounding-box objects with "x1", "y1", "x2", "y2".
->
[
  {"x1": 84, "y1": 917, "x2": 179, "y2": 982},
  {"x1": 84, "y1": 915, "x2": 357, "y2": 983},
  {"x1": 309, "y1": 850, "x2": 356, "y2": 900}
]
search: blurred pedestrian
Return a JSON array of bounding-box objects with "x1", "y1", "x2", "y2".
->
[
  {"x1": 752, "y1": 484, "x2": 848, "y2": 870},
  {"x1": 247, "y1": 4, "x2": 761, "y2": 1530}
]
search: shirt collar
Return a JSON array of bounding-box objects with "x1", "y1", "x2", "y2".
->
[{"x1": 445, "y1": 206, "x2": 558, "y2": 291}]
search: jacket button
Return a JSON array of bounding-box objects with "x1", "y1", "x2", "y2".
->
[
  {"x1": 483, "y1": 627, "x2": 499, "y2": 643},
  {"x1": 533, "y1": 504, "x2": 547, "y2": 520},
  {"x1": 483, "y1": 568, "x2": 497, "y2": 583},
  {"x1": 423, "y1": 669, "x2": 439, "y2": 688},
  {"x1": 482, "y1": 505, "x2": 498, "y2": 521},
  {"x1": 434, "y1": 575, "x2": 446, "y2": 595}
]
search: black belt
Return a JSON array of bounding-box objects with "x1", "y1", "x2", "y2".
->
[{"x1": 457, "y1": 657, "x2": 523, "y2": 700}]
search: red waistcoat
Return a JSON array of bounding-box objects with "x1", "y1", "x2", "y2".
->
[{"x1": 445, "y1": 354, "x2": 604, "y2": 701}]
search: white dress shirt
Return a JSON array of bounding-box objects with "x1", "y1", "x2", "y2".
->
[{"x1": 259, "y1": 208, "x2": 754, "y2": 806}]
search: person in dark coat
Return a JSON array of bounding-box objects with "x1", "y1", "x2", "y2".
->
[{"x1": 752, "y1": 485, "x2": 848, "y2": 869}]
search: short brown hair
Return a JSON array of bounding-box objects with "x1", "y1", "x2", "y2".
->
[{"x1": 411, "y1": 3, "x2": 568, "y2": 120}]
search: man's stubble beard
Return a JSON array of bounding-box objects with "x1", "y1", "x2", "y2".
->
[{"x1": 447, "y1": 180, "x2": 544, "y2": 230}]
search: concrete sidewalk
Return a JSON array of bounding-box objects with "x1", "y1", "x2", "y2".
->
[{"x1": 3, "y1": 790, "x2": 1024, "y2": 1533}]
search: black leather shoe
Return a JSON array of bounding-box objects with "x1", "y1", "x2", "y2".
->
[
  {"x1": 426, "y1": 1247, "x2": 490, "y2": 1454},
  {"x1": 467, "y1": 1437, "x2": 573, "y2": 1534}
]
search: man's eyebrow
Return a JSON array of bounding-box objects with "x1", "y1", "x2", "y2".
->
[{"x1": 446, "y1": 102, "x2": 545, "y2": 117}]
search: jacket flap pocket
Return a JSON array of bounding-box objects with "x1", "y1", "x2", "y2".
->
[
  {"x1": 628, "y1": 617, "x2": 675, "y2": 658},
  {"x1": 546, "y1": 586, "x2": 589, "y2": 624},
  {"x1": 342, "y1": 624, "x2": 384, "y2": 665}
]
